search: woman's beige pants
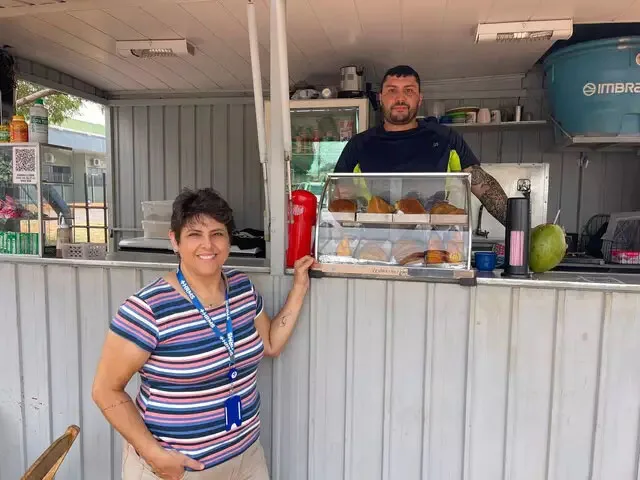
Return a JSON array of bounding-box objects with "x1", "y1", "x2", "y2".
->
[{"x1": 122, "y1": 441, "x2": 270, "y2": 480}]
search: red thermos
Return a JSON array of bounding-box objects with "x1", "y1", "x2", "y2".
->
[{"x1": 286, "y1": 190, "x2": 317, "y2": 268}]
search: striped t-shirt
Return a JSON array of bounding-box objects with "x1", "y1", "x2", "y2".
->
[{"x1": 110, "y1": 268, "x2": 265, "y2": 469}]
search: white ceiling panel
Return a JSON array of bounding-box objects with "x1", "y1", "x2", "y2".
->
[
  {"x1": 401, "y1": 0, "x2": 447, "y2": 40},
  {"x1": 72, "y1": 7, "x2": 238, "y2": 89},
  {"x1": 532, "y1": 0, "x2": 639, "y2": 22},
  {"x1": 104, "y1": 7, "x2": 223, "y2": 90},
  {"x1": 305, "y1": 0, "x2": 362, "y2": 49},
  {"x1": 1, "y1": 19, "x2": 144, "y2": 90},
  {"x1": 283, "y1": 0, "x2": 336, "y2": 72},
  {"x1": 34, "y1": 12, "x2": 178, "y2": 90},
  {"x1": 215, "y1": 0, "x2": 311, "y2": 84},
  {"x1": 486, "y1": 0, "x2": 542, "y2": 23},
  {"x1": 11, "y1": 15, "x2": 162, "y2": 89},
  {"x1": 107, "y1": 4, "x2": 257, "y2": 89},
  {"x1": 0, "y1": 0, "x2": 637, "y2": 95},
  {"x1": 171, "y1": 2, "x2": 267, "y2": 86}
]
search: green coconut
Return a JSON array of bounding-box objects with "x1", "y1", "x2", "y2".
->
[{"x1": 529, "y1": 223, "x2": 567, "y2": 273}]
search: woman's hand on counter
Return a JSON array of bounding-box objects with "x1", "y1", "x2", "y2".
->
[{"x1": 292, "y1": 255, "x2": 317, "y2": 292}]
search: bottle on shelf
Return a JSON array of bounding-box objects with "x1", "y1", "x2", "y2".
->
[
  {"x1": 29, "y1": 99, "x2": 49, "y2": 144},
  {"x1": 55, "y1": 213, "x2": 71, "y2": 258}
]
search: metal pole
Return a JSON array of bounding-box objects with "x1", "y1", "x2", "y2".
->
[
  {"x1": 269, "y1": 0, "x2": 286, "y2": 275},
  {"x1": 247, "y1": 0, "x2": 271, "y2": 239},
  {"x1": 275, "y1": 0, "x2": 293, "y2": 207}
]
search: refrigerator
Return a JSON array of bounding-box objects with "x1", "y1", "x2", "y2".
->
[{"x1": 265, "y1": 98, "x2": 371, "y2": 197}]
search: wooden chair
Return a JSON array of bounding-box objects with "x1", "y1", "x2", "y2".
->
[{"x1": 21, "y1": 425, "x2": 80, "y2": 480}]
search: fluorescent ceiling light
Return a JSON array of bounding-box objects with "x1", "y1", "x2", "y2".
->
[
  {"x1": 116, "y1": 39, "x2": 195, "y2": 58},
  {"x1": 475, "y1": 19, "x2": 573, "y2": 44}
]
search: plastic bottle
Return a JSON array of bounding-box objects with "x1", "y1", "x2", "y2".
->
[
  {"x1": 29, "y1": 98, "x2": 49, "y2": 143},
  {"x1": 56, "y1": 213, "x2": 71, "y2": 258}
]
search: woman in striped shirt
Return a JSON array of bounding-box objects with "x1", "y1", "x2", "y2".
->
[{"x1": 92, "y1": 188, "x2": 314, "y2": 480}]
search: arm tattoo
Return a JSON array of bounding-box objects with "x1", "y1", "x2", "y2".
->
[
  {"x1": 101, "y1": 398, "x2": 131, "y2": 412},
  {"x1": 468, "y1": 166, "x2": 508, "y2": 226},
  {"x1": 279, "y1": 313, "x2": 290, "y2": 327}
]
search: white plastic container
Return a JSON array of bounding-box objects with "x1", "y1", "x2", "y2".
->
[
  {"x1": 141, "y1": 200, "x2": 174, "y2": 222},
  {"x1": 29, "y1": 98, "x2": 49, "y2": 144},
  {"x1": 142, "y1": 220, "x2": 171, "y2": 239}
]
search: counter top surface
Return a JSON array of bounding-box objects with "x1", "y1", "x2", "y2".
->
[
  {"x1": 3, "y1": 254, "x2": 640, "y2": 291},
  {"x1": 477, "y1": 270, "x2": 640, "y2": 292}
]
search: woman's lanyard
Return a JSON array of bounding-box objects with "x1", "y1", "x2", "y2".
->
[{"x1": 176, "y1": 266, "x2": 238, "y2": 383}]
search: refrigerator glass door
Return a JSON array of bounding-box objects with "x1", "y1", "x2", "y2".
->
[{"x1": 289, "y1": 104, "x2": 362, "y2": 197}]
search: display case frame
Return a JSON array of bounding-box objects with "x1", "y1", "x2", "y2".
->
[
  {"x1": 0, "y1": 142, "x2": 75, "y2": 257},
  {"x1": 311, "y1": 172, "x2": 476, "y2": 284}
]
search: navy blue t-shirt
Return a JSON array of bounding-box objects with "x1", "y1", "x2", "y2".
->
[{"x1": 334, "y1": 120, "x2": 480, "y2": 174}]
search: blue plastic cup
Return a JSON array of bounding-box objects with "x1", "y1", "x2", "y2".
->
[{"x1": 475, "y1": 251, "x2": 497, "y2": 271}]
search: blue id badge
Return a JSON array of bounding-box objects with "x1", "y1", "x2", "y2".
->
[{"x1": 224, "y1": 395, "x2": 243, "y2": 431}]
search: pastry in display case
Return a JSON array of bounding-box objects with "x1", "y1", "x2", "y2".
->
[{"x1": 311, "y1": 173, "x2": 475, "y2": 283}]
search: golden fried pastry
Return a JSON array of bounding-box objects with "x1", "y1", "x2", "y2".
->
[
  {"x1": 430, "y1": 202, "x2": 465, "y2": 215},
  {"x1": 399, "y1": 252, "x2": 425, "y2": 266},
  {"x1": 367, "y1": 196, "x2": 395, "y2": 214},
  {"x1": 395, "y1": 198, "x2": 427, "y2": 214},
  {"x1": 358, "y1": 243, "x2": 388, "y2": 262},
  {"x1": 329, "y1": 199, "x2": 357, "y2": 213},
  {"x1": 446, "y1": 245, "x2": 464, "y2": 263},
  {"x1": 336, "y1": 238, "x2": 352, "y2": 256},
  {"x1": 442, "y1": 230, "x2": 465, "y2": 262},
  {"x1": 425, "y1": 250, "x2": 448, "y2": 264},
  {"x1": 392, "y1": 240, "x2": 425, "y2": 264}
]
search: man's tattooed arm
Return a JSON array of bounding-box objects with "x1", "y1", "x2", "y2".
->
[{"x1": 463, "y1": 165, "x2": 508, "y2": 226}]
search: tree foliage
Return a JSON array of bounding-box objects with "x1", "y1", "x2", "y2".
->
[{"x1": 15, "y1": 80, "x2": 82, "y2": 125}]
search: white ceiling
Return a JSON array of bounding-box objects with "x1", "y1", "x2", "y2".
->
[{"x1": 0, "y1": 0, "x2": 638, "y2": 94}]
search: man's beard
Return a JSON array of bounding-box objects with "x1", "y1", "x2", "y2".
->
[{"x1": 382, "y1": 102, "x2": 418, "y2": 125}]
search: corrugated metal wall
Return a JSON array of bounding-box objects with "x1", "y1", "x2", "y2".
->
[
  {"x1": 0, "y1": 261, "x2": 275, "y2": 480},
  {"x1": 1, "y1": 261, "x2": 639, "y2": 480},
  {"x1": 110, "y1": 94, "x2": 640, "y2": 239},
  {"x1": 110, "y1": 101, "x2": 265, "y2": 238}
]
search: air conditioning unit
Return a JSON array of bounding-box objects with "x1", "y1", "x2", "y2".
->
[
  {"x1": 116, "y1": 39, "x2": 195, "y2": 58},
  {"x1": 85, "y1": 157, "x2": 104, "y2": 168},
  {"x1": 475, "y1": 19, "x2": 573, "y2": 44}
]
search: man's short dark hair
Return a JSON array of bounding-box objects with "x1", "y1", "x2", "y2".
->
[
  {"x1": 171, "y1": 187, "x2": 235, "y2": 241},
  {"x1": 381, "y1": 65, "x2": 421, "y2": 91}
]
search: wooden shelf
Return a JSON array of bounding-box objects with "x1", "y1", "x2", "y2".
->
[{"x1": 417, "y1": 119, "x2": 548, "y2": 131}]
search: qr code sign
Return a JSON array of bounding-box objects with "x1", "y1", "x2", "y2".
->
[
  {"x1": 12, "y1": 146, "x2": 38, "y2": 184},
  {"x1": 14, "y1": 147, "x2": 36, "y2": 171}
]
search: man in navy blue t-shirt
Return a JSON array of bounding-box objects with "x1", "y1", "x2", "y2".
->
[{"x1": 334, "y1": 65, "x2": 508, "y2": 225}]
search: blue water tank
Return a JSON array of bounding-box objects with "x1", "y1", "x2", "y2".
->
[{"x1": 543, "y1": 37, "x2": 640, "y2": 136}]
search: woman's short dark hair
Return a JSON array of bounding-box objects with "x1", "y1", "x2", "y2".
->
[{"x1": 171, "y1": 188, "x2": 235, "y2": 241}]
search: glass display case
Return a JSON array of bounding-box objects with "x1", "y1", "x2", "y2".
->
[
  {"x1": 0, "y1": 143, "x2": 76, "y2": 257},
  {"x1": 311, "y1": 172, "x2": 475, "y2": 283},
  {"x1": 265, "y1": 98, "x2": 370, "y2": 197}
]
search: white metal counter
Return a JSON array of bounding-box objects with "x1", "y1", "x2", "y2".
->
[{"x1": 0, "y1": 257, "x2": 638, "y2": 479}]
